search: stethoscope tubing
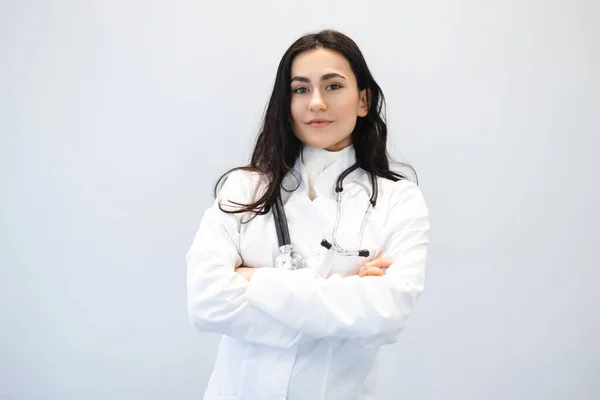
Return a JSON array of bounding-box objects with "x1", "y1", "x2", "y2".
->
[
  {"x1": 274, "y1": 163, "x2": 378, "y2": 251},
  {"x1": 273, "y1": 195, "x2": 291, "y2": 246}
]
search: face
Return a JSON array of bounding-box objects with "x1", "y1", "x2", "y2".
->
[{"x1": 289, "y1": 48, "x2": 368, "y2": 152}]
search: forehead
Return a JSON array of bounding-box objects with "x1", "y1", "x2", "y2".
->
[{"x1": 291, "y1": 48, "x2": 354, "y2": 79}]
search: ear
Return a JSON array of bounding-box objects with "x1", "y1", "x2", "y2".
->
[{"x1": 357, "y1": 88, "x2": 370, "y2": 117}]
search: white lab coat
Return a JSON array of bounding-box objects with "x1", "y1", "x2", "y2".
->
[{"x1": 186, "y1": 147, "x2": 430, "y2": 400}]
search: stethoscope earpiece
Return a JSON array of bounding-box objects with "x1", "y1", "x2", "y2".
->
[{"x1": 320, "y1": 239, "x2": 332, "y2": 250}]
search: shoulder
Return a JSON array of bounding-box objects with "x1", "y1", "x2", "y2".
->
[
  {"x1": 219, "y1": 169, "x2": 263, "y2": 191},
  {"x1": 217, "y1": 169, "x2": 268, "y2": 209},
  {"x1": 377, "y1": 176, "x2": 429, "y2": 216}
]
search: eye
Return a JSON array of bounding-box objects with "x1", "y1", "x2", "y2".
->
[
  {"x1": 327, "y1": 84, "x2": 342, "y2": 91},
  {"x1": 293, "y1": 87, "x2": 309, "y2": 94}
]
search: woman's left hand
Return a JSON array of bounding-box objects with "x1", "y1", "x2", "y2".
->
[{"x1": 358, "y1": 255, "x2": 393, "y2": 277}]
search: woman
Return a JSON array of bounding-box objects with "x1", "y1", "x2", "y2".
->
[{"x1": 186, "y1": 29, "x2": 430, "y2": 400}]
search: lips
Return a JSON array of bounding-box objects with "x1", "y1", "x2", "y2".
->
[{"x1": 307, "y1": 119, "x2": 333, "y2": 128}]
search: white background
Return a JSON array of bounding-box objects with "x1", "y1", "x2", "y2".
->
[{"x1": 1, "y1": 1, "x2": 598, "y2": 399}]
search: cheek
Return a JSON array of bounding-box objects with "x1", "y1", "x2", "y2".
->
[
  {"x1": 339, "y1": 96, "x2": 360, "y2": 114},
  {"x1": 327, "y1": 91, "x2": 358, "y2": 115},
  {"x1": 290, "y1": 99, "x2": 304, "y2": 125},
  {"x1": 332, "y1": 97, "x2": 360, "y2": 125}
]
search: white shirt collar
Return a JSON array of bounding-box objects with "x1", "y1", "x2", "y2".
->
[
  {"x1": 302, "y1": 145, "x2": 354, "y2": 171},
  {"x1": 300, "y1": 144, "x2": 355, "y2": 200},
  {"x1": 301, "y1": 144, "x2": 354, "y2": 171}
]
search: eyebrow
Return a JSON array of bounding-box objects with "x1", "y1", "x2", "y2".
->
[{"x1": 291, "y1": 73, "x2": 347, "y2": 83}]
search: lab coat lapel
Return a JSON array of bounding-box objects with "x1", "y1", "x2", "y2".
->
[
  {"x1": 280, "y1": 148, "x2": 359, "y2": 258},
  {"x1": 313, "y1": 146, "x2": 357, "y2": 201},
  {"x1": 281, "y1": 158, "x2": 331, "y2": 257}
]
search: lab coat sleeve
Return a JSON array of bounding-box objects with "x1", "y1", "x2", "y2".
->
[
  {"x1": 245, "y1": 181, "x2": 429, "y2": 345},
  {"x1": 186, "y1": 171, "x2": 314, "y2": 348}
]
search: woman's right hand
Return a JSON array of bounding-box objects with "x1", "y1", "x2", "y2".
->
[{"x1": 358, "y1": 255, "x2": 393, "y2": 277}]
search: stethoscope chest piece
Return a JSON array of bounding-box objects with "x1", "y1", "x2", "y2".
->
[{"x1": 275, "y1": 244, "x2": 305, "y2": 270}]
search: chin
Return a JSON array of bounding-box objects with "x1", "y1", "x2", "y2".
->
[
  {"x1": 296, "y1": 133, "x2": 349, "y2": 150},
  {"x1": 296, "y1": 136, "x2": 326, "y2": 149}
]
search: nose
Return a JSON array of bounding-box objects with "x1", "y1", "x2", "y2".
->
[{"x1": 309, "y1": 90, "x2": 327, "y2": 112}]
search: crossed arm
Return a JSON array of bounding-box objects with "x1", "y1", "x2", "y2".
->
[
  {"x1": 235, "y1": 256, "x2": 391, "y2": 281},
  {"x1": 187, "y1": 175, "x2": 429, "y2": 349},
  {"x1": 186, "y1": 203, "x2": 394, "y2": 349}
]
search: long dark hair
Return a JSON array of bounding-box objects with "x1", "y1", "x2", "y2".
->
[{"x1": 215, "y1": 29, "x2": 416, "y2": 215}]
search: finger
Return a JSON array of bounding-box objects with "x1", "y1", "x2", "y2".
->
[
  {"x1": 367, "y1": 267, "x2": 384, "y2": 276},
  {"x1": 358, "y1": 266, "x2": 369, "y2": 277},
  {"x1": 359, "y1": 266, "x2": 384, "y2": 277},
  {"x1": 375, "y1": 259, "x2": 394, "y2": 268},
  {"x1": 364, "y1": 258, "x2": 394, "y2": 268},
  {"x1": 363, "y1": 254, "x2": 383, "y2": 266},
  {"x1": 366, "y1": 267, "x2": 384, "y2": 277}
]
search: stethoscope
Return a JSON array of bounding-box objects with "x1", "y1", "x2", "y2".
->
[{"x1": 273, "y1": 163, "x2": 378, "y2": 270}]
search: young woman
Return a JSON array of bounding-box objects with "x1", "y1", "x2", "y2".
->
[{"x1": 186, "y1": 29, "x2": 430, "y2": 400}]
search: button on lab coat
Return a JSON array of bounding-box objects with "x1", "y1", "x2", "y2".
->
[{"x1": 186, "y1": 148, "x2": 430, "y2": 400}]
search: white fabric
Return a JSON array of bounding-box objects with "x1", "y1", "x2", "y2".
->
[
  {"x1": 186, "y1": 148, "x2": 430, "y2": 400},
  {"x1": 302, "y1": 144, "x2": 353, "y2": 200}
]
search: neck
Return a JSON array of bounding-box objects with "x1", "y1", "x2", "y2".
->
[
  {"x1": 324, "y1": 139, "x2": 352, "y2": 152},
  {"x1": 300, "y1": 144, "x2": 355, "y2": 200}
]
